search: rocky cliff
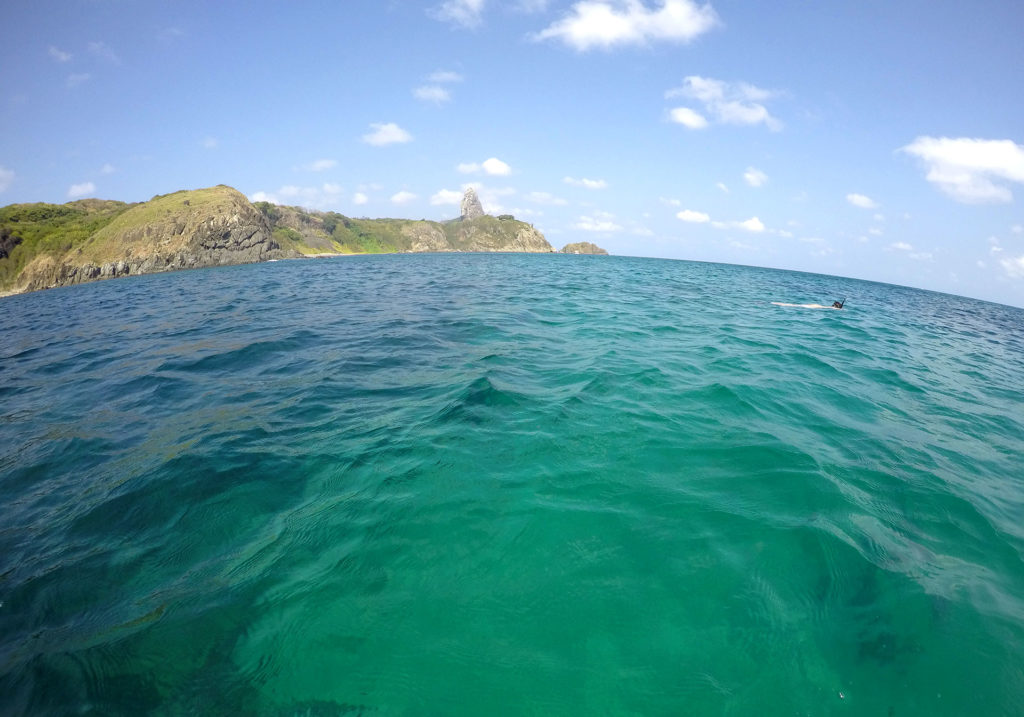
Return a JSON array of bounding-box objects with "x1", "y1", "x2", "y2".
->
[{"x1": 1, "y1": 186, "x2": 285, "y2": 295}]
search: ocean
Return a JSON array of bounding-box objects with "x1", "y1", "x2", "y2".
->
[{"x1": 1, "y1": 253, "x2": 1022, "y2": 715}]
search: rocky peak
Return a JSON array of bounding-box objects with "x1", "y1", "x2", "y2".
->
[{"x1": 460, "y1": 188, "x2": 485, "y2": 220}]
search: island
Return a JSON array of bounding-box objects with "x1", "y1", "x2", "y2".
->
[
  {"x1": 0, "y1": 186, "x2": 555, "y2": 296},
  {"x1": 560, "y1": 241, "x2": 608, "y2": 255}
]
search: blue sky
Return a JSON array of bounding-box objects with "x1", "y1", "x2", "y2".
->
[{"x1": 2, "y1": 0, "x2": 1024, "y2": 307}]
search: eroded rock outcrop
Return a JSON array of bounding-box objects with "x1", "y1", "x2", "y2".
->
[{"x1": 460, "y1": 188, "x2": 485, "y2": 220}]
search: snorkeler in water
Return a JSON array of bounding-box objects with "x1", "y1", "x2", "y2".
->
[{"x1": 771, "y1": 298, "x2": 846, "y2": 310}]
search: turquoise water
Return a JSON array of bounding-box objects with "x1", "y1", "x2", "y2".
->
[{"x1": 1, "y1": 254, "x2": 1023, "y2": 715}]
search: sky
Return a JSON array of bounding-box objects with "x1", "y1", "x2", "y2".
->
[{"x1": 2, "y1": 0, "x2": 1024, "y2": 307}]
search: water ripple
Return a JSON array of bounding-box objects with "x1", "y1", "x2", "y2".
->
[{"x1": 1, "y1": 255, "x2": 1023, "y2": 714}]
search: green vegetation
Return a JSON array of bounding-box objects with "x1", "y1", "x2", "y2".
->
[
  {"x1": 272, "y1": 226, "x2": 345, "y2": 255},
  {"x1": 254, "y1": 201, "x2": 281, "y2": 222},
  {"x1": 0, "y1": 199, "x2": 130, "y2": 290},
  {"x1": 92, "y1": 187, "x2": 231, "y2": 241},
  {"x1": 79, "y1": 186, "x2": 254, "y2": 264},
  {"x1": 329, "y1": 216, "x2": 403, "y2": 253}
]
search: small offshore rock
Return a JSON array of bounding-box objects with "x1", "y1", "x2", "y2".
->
[{"x1": 561, "y1": 241, "x2": 608, "y2": 255}]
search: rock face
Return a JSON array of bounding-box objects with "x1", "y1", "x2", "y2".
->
[
  {"x1": 400, "y1": 215, "x2": 554, "y2": 253},
  {"x1": 561, "y1": 241, "x2": 609, "y2": 255},
  {"x1": 14, "y1": 186, "x2": 282, "y2": 293},
  {"x1": 0, "y1": 227, "x2": 22, "y2": 260},
  {"x1": 460, "y1": 188, "x2": 485, "y2": 220}
]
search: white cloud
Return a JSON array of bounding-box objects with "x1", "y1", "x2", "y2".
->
[
  {"x1": 535, "y1": 0, "x2": 719, "y2": 51},
  {"x1": 891, "y1": 241, "x2": 913, "y2": 251},
  {"x1": 0, "y1": 166, "x2": 13, "y2": 193},
  {"x1": 574, "y1": 213, "x2": 622, "y2": 232},
  {"x1": 88, "y1": 41, "x2": 119, "y2": 63},
  {"x1": 250, "y1": 184, "x2": 346, "y2": 210},
  {"x1": 391, "y1": 190, "x2": 417, "y2": 205},
  {"x1": 1012, "y1": 224, "x2": 1022, "y2": 234},
  {"x1": 458, "y1": 157, "x2": 511, "y2": 175},
  {"x1": 659, "y1": 197, "x2": 681, "y2": 207},
  {"x1": 68, "y1": 181, "x2": 96, "y2": 198},
  {"x1": 362, "y1": 122, "x2": 413, "y2": 146},
  {"x1": 710, "y1": 216, "x2": 766, "y2": 232},
  {"x1": 738, "y1": 217, "x2": 765, "y2": 232},
  {"x1": 66, "y1": 73, "x2": 91, "y2": 88},
  {"x1": 526, "y1": 191, "x2": 568, "y2": 205},
  {"x1": 668, "y1": 106, "x2": 708, "y2": 129},
  {"x1": 564, "y1": 176, "x2": 608, "y2": 189},
  {"x1": 666, "y1": 76, "x2": 782, "y2": 131},
  {"x1": 302, "y1": 158, "x2": 337, "y2": 172},
  {"x1": 482, "y1": 158, "x2": 511, "y2": 175},
  {"x1": 509, "y1": 206, "x2": 541, "y2": 218},
  {"x1": 353, "y1": 192, "x2": 368, "y2": 205},
  {"x1": 517, "y1": 0, "x2": 550, "y2": 11},
  {"x1": 677, "y1": 209, "x2": 709, "y2": 223},
  {"x1": 431, "y1": 189, "x2": 463, "y2": 205},
  {"x1": 716, "y1": 182, "x2": 729, "y2": 193},
  {"x1": 99, "y1": 163, "x2": 115, "y2": 175},
  {"x1": 414, "y1": 85, "x2": 451, "y2": 103},
  {"x1": 744, "y1": 167, "x2": 767, "y2": 187},
  {"x1": 901, "y1": 136, "x2": 1024, "y2": 204},
  {"x1": 203, "y1": 136, "x2": 218, "y2": 149},
  {"x1": 432, "y1": 0, "x2": 486, "y2": 28},
  {"x1": 250, "y1": 191, "x2": 275, "y2": 203},
  {"x1": 159, "y1": 27, "x2": 185, "y2": 43},
  {"x1": 429, "y1": 70, "x2": 464, "y2": 83},
  {"x1": 48, "y1": 46, "x2": 71, "y2": 62},
  {"x1": 1001, "y1": 255, "x2": 1024, "y2": 279},
  {"x1": 869, "y1": 227, "x2": 883, "y2": 236},
  {"x1": 846, "y1": 192, "x2": 878, "y2": 209}
]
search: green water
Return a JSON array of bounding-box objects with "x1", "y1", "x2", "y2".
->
[{"x1": 1, "y1": 254, "x2": 1022, "y2": 715}]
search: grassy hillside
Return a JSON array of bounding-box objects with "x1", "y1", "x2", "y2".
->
[
  {"x1": 255, "y1": 204, "x2": 429, "y2": 254},
  {"x1": 0, "y1": 199, "x2": 131, "y2": 290},
  {"x1": 80, "y1": 186, "x2": 260, "y2": 264},
  {"x1": 255, "y1": 204, "x2": 552, "y2": 255}
]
